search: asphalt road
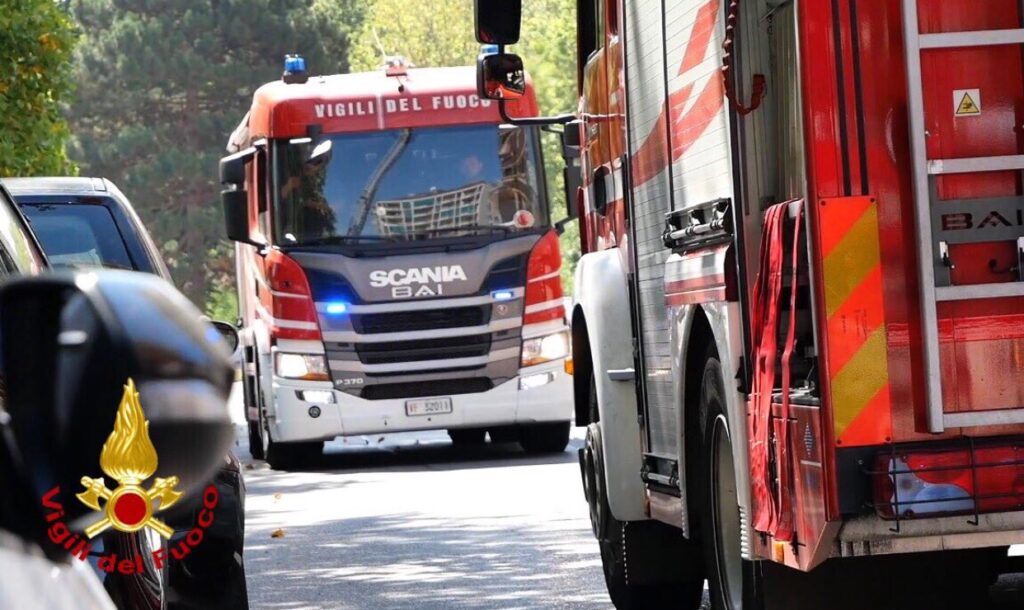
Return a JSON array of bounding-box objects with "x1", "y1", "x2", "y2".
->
[
  {"x1": 229, "y1": 387, "x2": 1024, "y2": 610},
  {"x1": 237, "y1": 427, "x2": 616, "y2": 610}
]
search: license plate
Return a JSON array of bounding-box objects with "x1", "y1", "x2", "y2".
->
[{"x1": 405, "y1": 397, "x2": 453, "y2": 416}]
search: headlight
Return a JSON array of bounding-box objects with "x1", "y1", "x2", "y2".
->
[
  {"x1": 275, "y1": 352, "x2": 330, "y2": 381},
  {"x1": 521, "y1": 331, "x2": 570, "y2": 367}
]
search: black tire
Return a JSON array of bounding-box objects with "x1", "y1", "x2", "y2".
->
[
  {"x1": 252, "y1": 360, "x2": 322, "y2": 470},
  {"x1": 585, "y1": 373, "x2": 704, "y2": 609},
  {"x1": 265, "y1": 439, "x2": 323, "y2": 470},
  {"x1": 247, "y1": 420, "x2": 264, "y2": 460},
  {"x1": 103, "y1": 531, "x2": 165, "y2": 609},
  {"x1": 244, "y1": 370, "x2": 264, "y2": 460},
  {"x1": 697, "y1": 351, "x2": 767, "y2": 610},
  {"x1": 519, "y1": 421, "x2": 571, "y2": 454},
  {"x1": 696, "y1": 349, "x2": 1001, "y2": 610},
  {"x1": 167, "y1": 457, "x2": 248, "y2": 610},
  {"x1": 448, "y1": 428, "x2": 487, "y2": 446},
  {"x1": 487, "y1": 426, "x2": 520, "y2": 444},
  {"x1": 167, "y1": 538, "x2": 249, "y2": 610}
]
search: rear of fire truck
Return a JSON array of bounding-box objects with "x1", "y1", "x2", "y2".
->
[
  {"x1": 220, "y1": 56, "x2": 573, "y2": 470},
  {"x1": 473, "y1": 0, "x2": 1024, "y2": 608}
]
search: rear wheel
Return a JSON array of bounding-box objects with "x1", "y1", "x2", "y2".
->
[
  {"x1": 694, "y1": 350, "x2": 999, "y2": 610},
  {"x1": 519, "y1": 421, "x2": 571, "y2": 454},
  {"x1": 698, "y1": 352, "x2": 767, "y2": 610},
  {"x1": 584, "y1": 373, "x2": 703, "y2": 609},
  {"x1": 448, "y1": 428, "x2": 486, "y2": 446}
]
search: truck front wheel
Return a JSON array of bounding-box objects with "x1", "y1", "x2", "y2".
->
[
  {"x1": 448, "y1": 428, "x2": 486, "y2": 446},
  {"x1": 265, "y1": 438, "x2": 323, "y2": 470},
  {"x1": 519, "y1": 422, "x2": 571, "y2": 454},
  {"x1": 243, "y1": 371, "x2": 264, "y2": 460},
  {"x1": 585, "y1": 374, "x2": 704, "y2": 609},
  {"x1": 247, "y1": 421, "x2": 264, "y2": 460},
  {"x1": 591, "y1": 423, "x2": 704, "y2": 609}
]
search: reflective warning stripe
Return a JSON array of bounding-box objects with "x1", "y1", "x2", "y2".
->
[{"x1": 819, "y1": 196, "x2": 892, "y2": 446}]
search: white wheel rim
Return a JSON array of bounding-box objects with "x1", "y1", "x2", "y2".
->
[{"x1": 712, "y1": 413, "x2": 743, "y2": 609}]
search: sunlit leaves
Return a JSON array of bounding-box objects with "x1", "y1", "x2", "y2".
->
[
  {"x1": 0, "y1": 1, "x2": 78, "y2": 177},
  {"x1": 67, "y1": 0, "x2": 362, "y2": 313}
]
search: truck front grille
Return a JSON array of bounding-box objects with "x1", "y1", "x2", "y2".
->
[
  {"x1": 355, "y1": 334, "x2": 492, "y2": 365},
  {"x1": 360, "y1": 377, "x2": 493, "y2": 400},
  {"x1": 353, "y1": 305, "x2": 489, "y2": 334}
]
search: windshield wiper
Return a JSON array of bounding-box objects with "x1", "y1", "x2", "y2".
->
[
  {"x1": 290, "y1": 235, "x2": 394, "y2": 246},
  {"x1": 404, "y1": 224, "x2": 516, "y2": 237}
]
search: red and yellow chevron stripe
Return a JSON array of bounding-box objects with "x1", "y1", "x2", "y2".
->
[{"x1": 819, "y1": 196, "x2": 892, "y2": 447}]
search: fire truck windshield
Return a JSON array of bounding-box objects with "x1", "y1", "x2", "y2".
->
[{"x1": 273, "y1": 124, "x2": 547, "y2": 246}]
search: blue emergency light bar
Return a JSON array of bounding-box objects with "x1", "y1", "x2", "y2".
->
[
  {"x1": 325, "y1": 302, "x2": 349, "y2": 315},
  {"x1": 284, "y1": 54, "x2": 306, "y2": 74},
  {"x1": 283, "y1": 54, "x2": 308, "y2": 84}
]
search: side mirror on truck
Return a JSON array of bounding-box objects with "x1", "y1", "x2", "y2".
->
[
  {"x1": 221, "y1": 189, "x2": 250, "y2": 244},
  {"x1": 561, "y1": 120, "x2": 583, "y2": 223},
  {"x1": 549, "y1": 120, "x2": 583, "y2": 234},
  {"x1": 477, "y1": 52, "x2": 527, "y2": 100},
  {"x1": 474, "y1": 0, "x2": 575, "y2": 127},
  {"x1": 474, "y1": 0, "x2": 522, "y2": 45},
  {"x1": 219, "y1": 146, "x2": 260, "y2": 247}
]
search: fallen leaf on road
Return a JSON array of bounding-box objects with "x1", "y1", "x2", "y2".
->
[
  {"x1": 273, "y1": 492, "x2": 282, "y2": 501},
  {"x1": 244, "y1": 464, "x2": 255, "y2": 470},
  {"x1": 271, "y1": 529, "x2": 285, "y2": 538}
]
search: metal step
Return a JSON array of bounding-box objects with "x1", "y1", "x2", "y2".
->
[
  {"x1": 946, "y1": 409, "x2": 1024, "y2": 428},
  {"x1": 936, "y1": 283, "x2": 1024, "y2": 302},
  {"x1": 920, "y1": 28, "x2": 1024, "y2": 50},
  {"x1": 928, "y1": 154, "x2": 1024, "y2": 175}
]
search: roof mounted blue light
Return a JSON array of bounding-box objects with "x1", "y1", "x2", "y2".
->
[
  {"x1": 284, "y1": 54, "x2": 306, "y2": 73},
  {"x1": 480, "y1": 44, "x2": 500, "y2": 56},
  {"x1": 283, "y1": 54, "x2": 308, "y2": 84}
]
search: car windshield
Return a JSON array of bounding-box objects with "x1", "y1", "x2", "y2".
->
[
  {"x1": 273, "y1": 124, "x2": 546, "y2": 245},
  {"x1": 19, "y1": 204, "x2": 135, "y2": 271}
]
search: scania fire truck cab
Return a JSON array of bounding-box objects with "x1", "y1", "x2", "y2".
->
[{"x1": 221, "y1": 57, "x2": 574, "y2": 469}]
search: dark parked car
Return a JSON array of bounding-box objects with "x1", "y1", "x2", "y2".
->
[
  {"x1": 0, "y1": 179, "x2": 235, "y2": 610},
  {"x1": 3, "y1": 177, "x2": 249, "y2": 610},
  {"x1": 0, "y1": 180, "x2": 115, "y2": 610}
]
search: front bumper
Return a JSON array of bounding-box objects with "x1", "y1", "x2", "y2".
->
[{"x1": 268, "y1": 360, "x2": 573, "y2": 442}]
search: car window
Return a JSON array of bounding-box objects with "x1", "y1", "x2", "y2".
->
[
  {"x1": 0, "y1": 189, "x2": 46, "y2": 275},
  {"x1": 20, "y1": 204, "x2": 135, "y2": 272}
]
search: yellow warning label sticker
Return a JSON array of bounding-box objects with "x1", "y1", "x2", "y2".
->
[{"x1": 954, "y1": 89, "x2": 981, "y2": 117}]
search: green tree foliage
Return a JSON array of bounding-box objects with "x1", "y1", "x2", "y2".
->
[
  {"x1": 0, "y1": 2, "x2": 78, "y2": 177},
  {"x1": 350, "y1": 0, "x2": 581, "y2": 292},
  {"x1": 67, "y1": 0, "x2": 365, "y2": 313}
]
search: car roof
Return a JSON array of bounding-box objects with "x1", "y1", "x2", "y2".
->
[
  {"x1": 0, "y1": 177, "x2": 110, "y2": 196},
  {"x1": 3, "y1": 177, "x2": 174, "y2": 283}
]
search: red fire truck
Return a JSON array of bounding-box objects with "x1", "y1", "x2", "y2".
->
[
  {"x1": 218, "y1": 57, "x2": 575, "y2": 469},
  {"x1": 477, "y1": 0, "x2": 1024, "y2": 608}
]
